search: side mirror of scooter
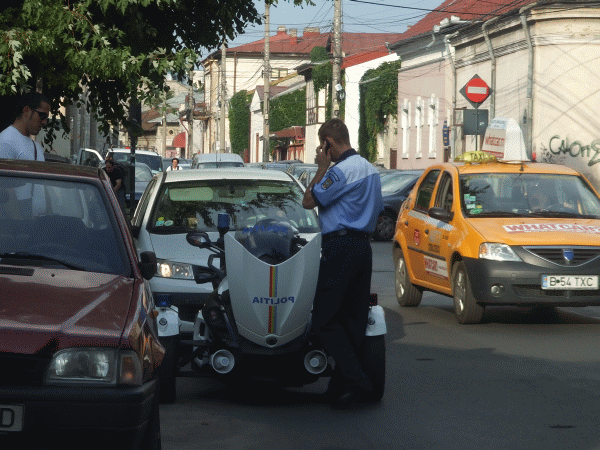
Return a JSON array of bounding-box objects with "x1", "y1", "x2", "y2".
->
[{"x1": 186, "y1": 231, "x2": 211, "y2": 248}]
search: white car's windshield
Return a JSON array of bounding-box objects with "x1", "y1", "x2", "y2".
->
[
  {"x1": 460, "y1": 173, "x2": 600, "y2": 218},
  {"x1": 149, "y1": 179, "x2": 320, "y2": 234}
]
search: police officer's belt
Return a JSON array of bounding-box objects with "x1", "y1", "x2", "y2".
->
[{"x1": 322, "y1": 229, "x2": 370, "y2": 242}]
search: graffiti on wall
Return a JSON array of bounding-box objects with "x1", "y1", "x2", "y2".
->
[{"x1": 538, "y1": 135, "x2": 600, "y2": 166}]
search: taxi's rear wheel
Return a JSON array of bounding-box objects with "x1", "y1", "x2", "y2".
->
[
  {"x1": 452, "y1": 261, "x2": 484, "y2": 324},
  {"x1": 394, "y1": 248, "x2": 422, "y2": 307}
]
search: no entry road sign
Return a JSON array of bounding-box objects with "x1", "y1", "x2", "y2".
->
[{"x1": 460, "y1": 75, "x2": 490, "y2": 107}]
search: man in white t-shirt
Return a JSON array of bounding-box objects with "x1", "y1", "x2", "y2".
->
[
  {"x1": 0, "y1": 91, "x2": 51, "y2": 161},
  {"x1": 0, "y1": 92, "x2": 51, "y2": 218},
  {"x1": 166, "y1": 157, "x2": 181, "y2": 171}
]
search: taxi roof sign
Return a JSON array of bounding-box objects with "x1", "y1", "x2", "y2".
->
[
  {"x1": 481, "y1": 117, "x2": 529, "y2": 161},
  {"x1": 454, "y1": 151, "x2": 497, "y2": 163}
]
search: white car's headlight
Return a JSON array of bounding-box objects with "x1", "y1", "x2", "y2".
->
[
  {"x1": 479, "y1": 243, "x2": 522, "y2": 261},
  {"x1": 45, "y1": 348, "x2": 142, "y2": 386},
  {"x1": 156, "y1": 259, "x2": 194, "y2": 279}
]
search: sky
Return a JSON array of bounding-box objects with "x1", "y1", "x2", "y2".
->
[{"x1": 226, "y1": 0, "x2": 447, "y2": 49}]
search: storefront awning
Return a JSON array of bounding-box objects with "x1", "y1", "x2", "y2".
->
[{"x1": 172, "y1": 132, "x2": 186, "y2": 148}]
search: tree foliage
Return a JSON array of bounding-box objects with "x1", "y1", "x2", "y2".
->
[
  {"x1": 358, "y1": 59, "x2": 401, "y2": 161},
  {"x1": 228, "y1": 90, "x2": 252, "y2": 155},
  {"x1": 0, "y1": 0, "x2": 312, "y2": 141}
]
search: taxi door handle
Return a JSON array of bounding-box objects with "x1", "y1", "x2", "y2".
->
[
  {"x1": 404, "y1": 220, "x2": 409, "y2": 226},
  {"x1": 424, "y1": 229, "x2": 429, "y2": 235}
]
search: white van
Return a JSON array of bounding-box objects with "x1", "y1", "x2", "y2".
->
[{"x1": 191, "y1": 152, "x2": 244, "y2": 169}]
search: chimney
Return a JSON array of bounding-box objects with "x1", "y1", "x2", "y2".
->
[
  {"x1": 277, "y1": 25, "x2": 287, "y2": 34},
  {"x1": 289, "y1": 28, "x2": 298, "y2": 44},
  {"x1": 303, "y1": 27, "x2": 320, "y2": 36}
]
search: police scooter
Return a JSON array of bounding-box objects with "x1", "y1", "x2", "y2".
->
[{"x1": 156, "y1": 214, "x2": 386, "y2": 403}]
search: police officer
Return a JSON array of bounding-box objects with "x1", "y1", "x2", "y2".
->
[{"x1": 302, "y1": 118, "x2": 383, "y2": 407}]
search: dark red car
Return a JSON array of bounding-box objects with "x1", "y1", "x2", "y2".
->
[{"x1": 0, "y1": 160, "x2": 163, "y2": 449}]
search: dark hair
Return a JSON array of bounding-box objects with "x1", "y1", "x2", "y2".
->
[
  {"x1": 318, "y1": 118, "x2": 350, "y2": 146},
  {"x1": 15, "y1": 92, "x2": 50, "y2": 117},
  {"x1": 172, "y1": 158, "x2": 179, "y2": 163},
  {"x1": 104, "y1": 157, "x2": 115, "y2": 167}
]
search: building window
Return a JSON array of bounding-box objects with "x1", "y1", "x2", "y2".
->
[
  {"x1": 401, "y1": 99, "x2": 411, "y2": 159},
  {"x1": 415, "y1": 97, "x2": 424, "y2": 159},
  {"x1": 428, "y1": 94, "x2": 439, "y2": 159}
]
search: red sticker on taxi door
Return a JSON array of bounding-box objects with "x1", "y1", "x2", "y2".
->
[{"x1": 413, "y1": 229, "x2": 420, "y2": 246}]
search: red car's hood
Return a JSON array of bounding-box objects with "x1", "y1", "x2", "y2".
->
[{"x1": 0, "y1": 267, "x2": 134, "y2": 354}]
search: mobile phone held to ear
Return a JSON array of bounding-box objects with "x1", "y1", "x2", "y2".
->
[{"x1": 324, "y1": 140, "x2": 331, "y2": 155}]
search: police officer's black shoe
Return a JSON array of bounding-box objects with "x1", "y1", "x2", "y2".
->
[{"x1": 331, "y1": 377, "x2": 373, "y2": 408}]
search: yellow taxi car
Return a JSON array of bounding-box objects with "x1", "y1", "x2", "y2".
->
[{"x1": 392, "y1": 151, "x2": 600, "y2": 324}]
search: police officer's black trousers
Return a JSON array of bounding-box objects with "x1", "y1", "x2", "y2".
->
[{"x1": 312, "y1": 234, "x2": 372, "y2": 386}]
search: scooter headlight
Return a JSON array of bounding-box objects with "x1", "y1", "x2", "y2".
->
[{"x1": 156, "y1": 259, "x2": 195, "y2": 279}]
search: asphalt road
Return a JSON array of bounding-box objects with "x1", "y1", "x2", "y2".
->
[{"x1": 160, "y1": 241, "x2": 600, "y2": 450}]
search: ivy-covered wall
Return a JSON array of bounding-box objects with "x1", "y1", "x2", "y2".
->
[
  {"x1": 358, "y1": 59, "x2": 401, "y2": 162},
  {"x1": 228, "y1": 90, "x2": 252, "y2": 155},
  {"x1": 270, "y1": 87, "x2": 306, "y2": 132}
]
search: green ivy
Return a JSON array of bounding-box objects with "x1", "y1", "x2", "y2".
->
[
  {"x1": 311, "y1": 47, "x2": 331, "y2": 94},
  {"x1": 270, "y1": 87, "x2": 306, "y2": 133},
  {"x1": 358, "y1": 59, "x2": 402, "y2": 161},
  {"x1": 228, "y1": 90, "x2": 252, "y2": 155}
]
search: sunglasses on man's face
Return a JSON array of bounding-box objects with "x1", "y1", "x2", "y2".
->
[{"x1": 33, "y1": 110, "x2": 49, "y2": 121}]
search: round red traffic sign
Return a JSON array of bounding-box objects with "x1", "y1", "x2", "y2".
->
[{"x1": 464, "y1": 76, "x2": 490, "y2": 104}]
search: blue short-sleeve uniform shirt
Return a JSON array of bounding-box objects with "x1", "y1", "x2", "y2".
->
[{"x1": 311, "y1": 149, "x2": 383, "y2": 234}]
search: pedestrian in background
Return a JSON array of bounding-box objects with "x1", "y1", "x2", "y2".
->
[
  {"x1": 0, "y1": 91, "x2": 50, "y2": 161},
  {"x1": 302, "y1": 117, "x2": 383, "y2": 407},
  {"x1": 166, "y1": 157, "x2": 181, "y2": 171},
  {"x1": 104, "y1": 158, "x2": 127, "y2": 214}
]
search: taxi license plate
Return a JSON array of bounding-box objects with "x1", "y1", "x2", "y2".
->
[
  {"x1": 0, "y1": 404, "x2": 24, "y2": 432},
  {"x1": 542, "y1": 275, "x2": 599, "y2": 290}
]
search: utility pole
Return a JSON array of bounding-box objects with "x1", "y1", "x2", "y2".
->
[
  {"x1": 187, "y1": 67, "x2": 194, "y2": 158},
  {"x1": 162, "y1": 92, "x2": 167, "y2": 157},
  {"x1": 332, "y1": 0, "x2": 342, "y2": 117},
  {"x1": 262, "y1": 1, "x2": 270, "y2": 162},
  {"x1": 220, "y1": 40, "x2": 227, "y2": 152}
]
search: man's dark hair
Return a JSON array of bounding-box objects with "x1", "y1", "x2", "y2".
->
[
  {"x1": 172, "y1": 158, "x2": 179, "y2": 163},
  {"x1": 318, "y1": 118, "x2": 350, "y2": 146},
  {"x1": 15, "y1": 91, "x2": 50, "y2": 117}
]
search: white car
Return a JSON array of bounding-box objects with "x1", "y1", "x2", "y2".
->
[{"x1": 130, "y1": 168, "x2": 320, "y2": 326}]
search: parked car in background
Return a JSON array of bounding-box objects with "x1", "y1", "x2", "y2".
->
[
  {"x1": 0, "y1": 160, "x2": 163, "y2": 449},
  {"x1": 373, "y1": 170, "x2": 423, "y2": 241},
  {"x1": 263, "y1": 162, "x2": 289, "y2": 172},
  {"x1": 296, "y1": 165, "x2": 319, "y2": 188},
  {"x1": 191, "y1": 152, "x2": 244, "y2": 169},
  {"x1": 393, "y1": 151, "x2": 600, "y2": 324},
  {"x1": 120, "y1": 161, "x2": 155, "y2": 211},
  {"x1": 108, "y1": 149, "x2": 163, "y2": 175},
  {"x1": 286, "y1": 163, "x2": 318, "y2": 179}
]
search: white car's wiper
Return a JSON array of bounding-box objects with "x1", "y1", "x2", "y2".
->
[{"x1": 0, "y1": 252, "x2": 85, "y2": 271}]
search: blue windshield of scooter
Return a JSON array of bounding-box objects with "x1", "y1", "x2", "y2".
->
[{"x1": 235, "y1": 218, "x2": 298, "y2": 264}]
